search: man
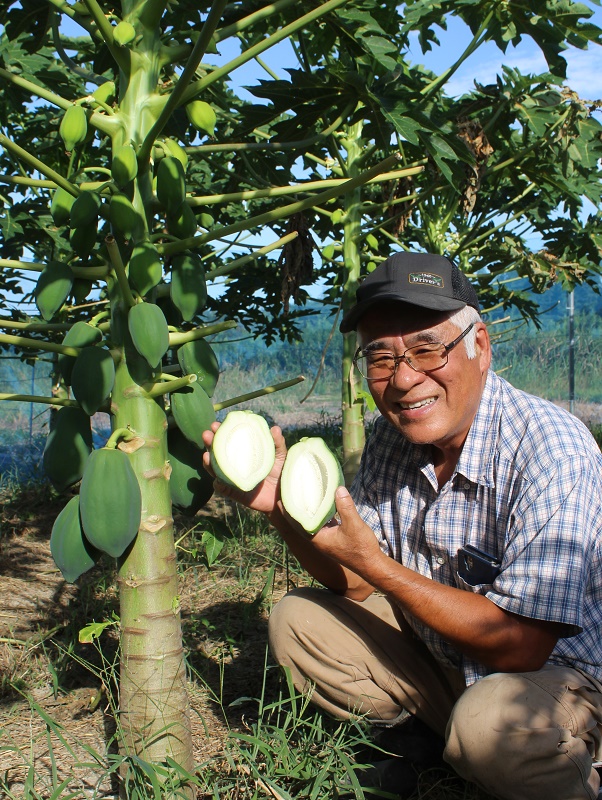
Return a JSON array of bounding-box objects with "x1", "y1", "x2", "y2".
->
[{"x1": 203, "y1": 252, "x2": 602, "y2": 800}]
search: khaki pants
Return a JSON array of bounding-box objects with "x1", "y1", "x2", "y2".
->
[{"x1": 268, "y1": 587, "x2": 602, "y2": 800}]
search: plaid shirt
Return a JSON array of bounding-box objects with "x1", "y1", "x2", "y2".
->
[{"x1": 351, "y1": 370, "x2": 602, "y2": 686}]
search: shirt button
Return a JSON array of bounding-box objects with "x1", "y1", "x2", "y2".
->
[
  {"x1": 463, "y1": 482, "x2": 470, "y2": 489},
  {"x1": 436, "y1": 556, "x2": 446, "y2": 565}
]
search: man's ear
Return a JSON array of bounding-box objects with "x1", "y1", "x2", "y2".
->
[{"x1": 475, "y1": 322, "x2": 492, "y2": 373}]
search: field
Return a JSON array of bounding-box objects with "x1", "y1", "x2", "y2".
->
[{"x1": 1, "y1": 305, "x2": 601, "y2": 799}]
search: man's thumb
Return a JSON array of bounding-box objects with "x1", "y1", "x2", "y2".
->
[{"x1": 335, "y1": 485, "x2": 356, "y2": 518}]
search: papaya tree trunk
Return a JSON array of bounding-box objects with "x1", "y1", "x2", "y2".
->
[{"x1": 340, "y1": 123, "x2": 366, "y2": 485}]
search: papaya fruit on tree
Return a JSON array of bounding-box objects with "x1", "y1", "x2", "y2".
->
[
  {"x1": 35, "y1": 260, "x2": 73, "y2": 321},
  {"x1": 59, "y1": 104, "x2": 88, "y2": 151},
  {"x1": 185, "y1": 100, "x2": 216, "y2": 136},
  {"x1": 71, "y1": 346, "x2": 116, "y2": 416},
  {"x1": 43, "y1": 406, "x2": 93, "y2": 492},
  {"x1": 58, "y1": 320, "x2": 103, "y2": 384},
  {"x1": 112, "y1": 143, "x2": 138, "y2": 188},
  {"x1": 109, "y1": 193, "x2": 143, "y2": 240},
  {"x1": 176, "y1": 338, "x2": 219, "y2": 397},
  {"x1": 50, "y1": 187, "x2": 75, "y2": 227},
  {"x1": 167, "y1": 201, "x2": 197, "y2": 240},
  {"x1": 79, "y1": 447, "x2": 142, "y2": 558},
  {"x1": 70, "y1": 190, "x2": 102, "y2": 228},
  {"x1": 167, "y1": 427, "x2": 214, "y2": 515},
  {"x1": 128, "y1": 301, "x2": 169, "y2": 369},
  {"x1": 128, "y1": 242, "x2": 162, "y2": 296},
  {"x1": 170, "y1": 382, "x2": 216, "y2": 447},
  {"x1": 156, "y1": 156, "x2": 186, "y2": 213},
  {"x1": 113, "y1": 20, "x2": 136, "y2": 46},
  {"x1": 50, "y1": 496, "x2": 101, "y2": 583},
  {"x1": 162, "y1": 138, "x2": 188, "y2": 170},
  {"x1": 92, "y1": 80, "x2": 115, "y2": 106},
  {"x1": 70, "y1": 224, "x2": 98, "y2": 258},
  {"x1": 170, "y1": 252, "x2": 207, "y2": 321}
]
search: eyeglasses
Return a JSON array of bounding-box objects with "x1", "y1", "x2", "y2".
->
[{"x1": 353, "y1": 323, "x2": 475, "y2": 381}]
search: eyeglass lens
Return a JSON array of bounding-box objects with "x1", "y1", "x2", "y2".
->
[{"x1": 356, "y1": 343, "x2": 447, "y2": 378}]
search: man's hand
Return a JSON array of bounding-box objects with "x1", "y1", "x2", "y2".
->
[{"x1": 202, "y1": 421, "x2": 287, "y2": 516}]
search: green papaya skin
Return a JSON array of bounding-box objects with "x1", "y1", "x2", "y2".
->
[
  {"x1": 50, "y1": 496, "x2": 100, "y2": 583},
  {"x1": 109, "y1": 193, "x2": 142, "y2": 239},
  {"x1": 35, "y1": 261, "x2": 73, "y2": 321},
  {"x1": 71, "y1": 346, "x2": 116, "y2": 416},
  {"x1": 50, "y1": 188, "x2": 75, "y2": 227},
  {"x1": 167, "y1": 201, "x2": 197, "y2": 239},
  {"x1": 128, "y1": 242, "x2": 162, "y2": 296},
  {"x1": 58, "y1": 321, "x2": 103, "y2": 385},
  {"x1": 156, "y1": 156, "x2": 186, "y2": 212},
  {"x1": 112, "y1": 144, "x2": 138, "y2": 188},
  {"x1": 176, "y1": 338, "x2": 219, "y2": 397},
  {"x1": 59, "y1": 105, "x2": 88, "y2": 151},
  {"x1": 170, "y1": 253, "x2": 207, "y2": 321},
  {"x1": 70, "y1": 224, "x2": 97, "y2": 258},
  {"x1": 128, "y1": 302, "x2": 169, "y2": 369},
  {"x1": 167, "y1": 427, "x2": 214, "y2": 515},
  {"x1": 185, "y1": 100, "x2": 216, "y2": 136},
  {"x1": 70, "y1": 190, "x2": 102, "y2": 228},
  {"x1": 43, "y1": 406, "x2": 93, "y2": 492},
  {"x1": 79, "y1": 447, "x2": 142, "y2": 558},
  {"x1": 170, "y1": 382, "x2": 216, "y2": 447}
]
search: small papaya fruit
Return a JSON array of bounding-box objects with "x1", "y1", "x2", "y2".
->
[
  {"x1": 50, "y1": 496, "x2": 101, "y2": 583},
  {"x1": 167, "y1": 202, "x2": 196, "y2": 240},
  {"x1": 79, "y1": 447, "x2": 142, "y2": 558},
  {"x1": 185, "y1": 100, "x2": 216, "y2": 136},
  {"x1": 113, "y1": 20, "x2": 136, "y2": 46},
  {"x1": 59, "y1": 105, "x2": 88, "y2": 151},
  {"x1": 72, "y1": 278, "x2": 93, "y2": 305},
  {"x1": 58, "y1": 320, "x2": 103, "y2": 384},
  {"x1": 70, "y1": 224, "x2": 97, "y2": 258},
  {"x1": 176, "y1": 338, "x2": 219, "y2": 397},
  {"x1": 167, "y1": 427, "x2": 214, "y2": 515},
  {"x1": 156, "y1": 156, "x2": 186, "y2": 213},
  {"x1": 128, "y1": 242, "x2": 162, "y2": 296},
  {"x1": 163, "y1": 138, "x2": 188, "y2": 170},
  {"x1": 43, "y1": 406, "x2": 93, "y2": 492},
  {"x1": 71, "y1": 346, "x2": 115, "y2": 416},
  {"x1": 92, "y1": 80, "x2": 116, "y2": 106},
  {"x1": 170, "y1": 252, "x2": 206, "y2": 321},
  {"x1": 128, "y1": 302, "x2": 169, "y2": 369},
  {"x1": 109, "y1": 194, "x2": 142, "y2": 239},
  {"x1": 70, "y1": 190, "x2": 102, "y2": 228},
  {"x1": 111, "y1": 144, "x2": 138, "y2": 188},
  {"x1": 50, "y1": 187, "x2": 75, "y2": 227},
  {"x1": 171, "y1": 382, "x2": 216, "y2": 447},
  {"x1": 35, "y1": 261, "x2": 73, "y2": 321}
]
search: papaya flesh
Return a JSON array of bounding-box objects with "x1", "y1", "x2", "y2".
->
[
  {"x1": 50, "y1": 496, "x2": 101, "y2": 583},
  {"x1": 79, "y1": 447, "x2": 142, "y2": 558},
  {"x1": 71, "y1": 346, "x2": 115, "y2": 416},
  {"x1": 35, "y1": 261, "x2": 73, "y2": 321},
  {"x1": 128, "y1": 301, "x2": 169, "y2": 369},
  {"x1": 167, "y1": 427, "x2": 214, "y2": 515},
  {"x1": 170, "y1": 382, "x2": 216, "y2": 447},
  {"x1": 43, "y1": 406, "x2": 93, "y2": 492},
  {"x1": 210, "y1": 410, "x2": 275, "y2": 492},
  {"x1": 176, "y1": 338, "x2": 219, "y2": 397}
]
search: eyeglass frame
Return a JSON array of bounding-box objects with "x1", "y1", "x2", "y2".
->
[{"x1": 353, "y1": 323, "x2": 476, "y2": 381}]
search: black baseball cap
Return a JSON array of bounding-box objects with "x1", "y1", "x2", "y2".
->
[{"x1": 339, "y1": 252, "x2": 480, "y2": 333}]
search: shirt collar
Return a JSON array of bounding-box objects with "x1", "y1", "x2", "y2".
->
[{"x1": 454, "y1": 370, "x2": 501, "y2": 487}]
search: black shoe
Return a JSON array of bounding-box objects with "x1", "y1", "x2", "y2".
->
[
  {"x1": 348, "y1": 756, "x2": 421, "y2": 798},
  {"x1": 369, "y1": 715, "x2": 445, "y2": 769}
]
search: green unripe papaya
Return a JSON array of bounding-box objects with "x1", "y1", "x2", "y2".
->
[
  {"x1": 156, "y1": 156, "x2": 186, "y2": 213},
  {"x1": 50, "y1": 496, "x2": 101, "y2": 583},
  {"x1": 176, "y1": 338, "x2": 219, "y2": 397},
  {"x1": 128, "y1": 302, "x2": 169, "y2": 369},
  {"x1": 79, "y1": 448, "x2": 142, "y2": 558},
  {"x1": 128, "y1": 242, "x2": 163, "y2": 296},
  {"x1": 50, "y1": 188, "x2": 75, "y2": 227},
  {"x1": 71, "y1": 346, "x2": 115, "y2": 416},
  {"x1": 171, "y1": 382, "x2": 216, "y2": 447},
  {"x1": 109, "y1": 194, "x2": 142, "y2": 239},
  {"x1": 167, "y1": 427, "x2": 214, "y2": 515},
  {"x1": 113, "y1": 20, "x2": 136, "y2": 46},
  {"x1": 163, "y1": 138, "x2": 188, "y2": 170},
  {"x1": 185, "y1": 100, "x2": 216, "y2": 136},
  {"x1": 92, "y1": 81, "x2": 116, "y2": 106},
  {"x1": 70, "y1": 224, "x2": 97, "y2": 258},
  {"x1": 59, "y1": 105, "x2": 88, "y2": 151},
  {"x1": 72, "y1": 278, "x2": 93, "y2": 305},
  {"x1": 35, "y1": 261, "x2": 73, "y2": 321},
  {"x1": 43, "y1": 406, "x2": 93, "y2": 492},
  {"x1": 70, "y1": 190, "x2": 102, "y2": 228},
  {"x1": 111, "y1": 144, "x2": 138, "y2": 188},
  {"x1": 170, "y1": 253, "x2": 206, "y2": 322},
  {"x1": 210, "y1": 410, "x2": 275, "y2": 492},
  {"x1": 167, "y1": 202, "x2": 196, "y2": 240},
  {"x1": 58, "y1": 321, "x2": 103, "y2": 385}
]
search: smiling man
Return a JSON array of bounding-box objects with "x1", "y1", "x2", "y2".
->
[{"x1": 203, "y1": 252, "x2": 602, "y2": 800}]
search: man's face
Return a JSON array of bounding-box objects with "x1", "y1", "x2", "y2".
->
[{"x1": 356, "y1": 303, "x2": 491, "y2": 458}]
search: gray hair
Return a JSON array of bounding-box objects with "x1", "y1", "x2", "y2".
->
[{"x1": 446, "y1": 306, "x2": 481, "y2": 359}]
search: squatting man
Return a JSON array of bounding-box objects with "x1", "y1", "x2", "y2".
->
[{"x1": 202, "y1": 252, "x2": 602, "y2": 800}]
